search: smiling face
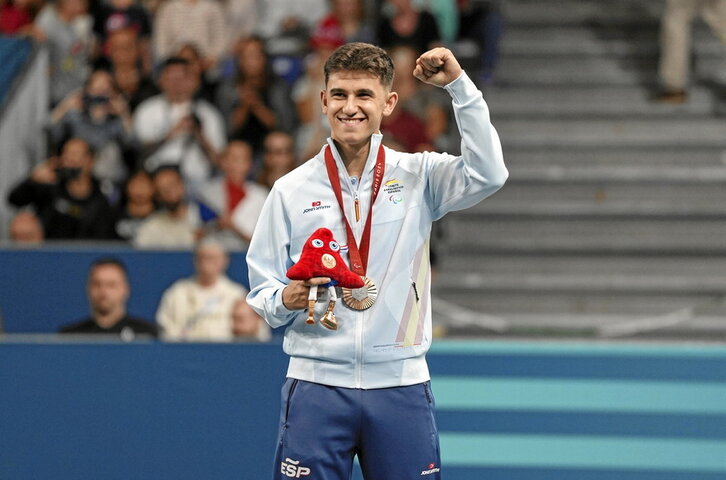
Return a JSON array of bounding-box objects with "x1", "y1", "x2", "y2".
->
[{"x1": 321, "y1": 71, "x2": 398, "y2": 150}]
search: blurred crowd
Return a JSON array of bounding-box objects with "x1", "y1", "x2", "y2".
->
[
  {"x1": 57, "y1": 243, "x2": 273, "y2": 342},
  {"x1": 2, "y1": 0, "x2": 503, "y2": 250}
]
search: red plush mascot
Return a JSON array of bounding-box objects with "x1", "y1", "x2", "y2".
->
[{"x1": 287, "y1": 228, "x2": 364, "y2": 330}]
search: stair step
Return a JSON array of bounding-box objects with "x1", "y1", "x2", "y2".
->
[
  {"x1": 507, "y1": 164, "x2": 726, "y2": 182},
  {"x1": 503, "y1": 0, "x2": 663, "y2": 27},
  {"x1": 496, "y1": 118, "x2": 726, "y2": 148},
  {"x1": 501, "y1": 25, "x2": 724, "y2": 57},
  {"x1": 485, "y1": 85, "x2": 715, "y2": 117},
  {"x1": 442, "y1": 254, "x2": 726, "y2": 277},
  {"x1": 495, "y1": 55, "x2": 725, "y2": 86},
  {"x1": 434, "y1": 290, "x2": 721, "y2": 316},
  {"x1": 444, "y1": 217, "x2": 726, "y2": 253},
  {"x1": 502, "y1": 146, "x2": 726, "y2": 167}
]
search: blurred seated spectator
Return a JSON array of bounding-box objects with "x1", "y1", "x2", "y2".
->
[
  {"x1": 257, "y1": 131, "x2": 297, "y2": 189},
  {"x1": 291, "y1": 43, "x2": 332, "y2": 161},
  {"x1": 223, "y1": 0, "x2": 256, "y2": 54},
  {"x1": 231, "y1": 297, "x2": 271, "y2": 341},
  {"x1": 156, "y1": 239, "x2": 247, "y2": 341},
  {"x1": 133, "y1": 57, "x2": 226, "y2": 188},
  {"x1": 34, "y1": 0, "x2": 93, "y2": 105},
  {"x1": 175, "y1": 42, "x2": 217, "y2": 104},
  {"x1": 425, "y1": 0, "x2": 458, "y2": 44},
  {"x1": 656, "y1": 0, "x2": 726, "y2": 103},
  {"x1": 152, "y1": 0, "x2": 226, "y2": 70},
  {"x1": 98, "y1": 28, "x2": 157, "y2": 112},
  {"x1": 0, "y1": 0, "x2": 43, "y2": 36},
  {"x1": 216, "y1": 36, "x2": 298, "y2": 155},
  {"x1": 380, "y1": 45, "x2": 433, "y2": 152},
  {"x1": 457, "y1": 0, "x2": 503, "y2": 84},
  {"x1": 195, "y1": 140, "x2": 268, "y2": 250},
  {"x1": 8, "y1": 210, "x2": 44, "y2": 244},
  {"x1": 112, "y1": 169, "x2": 155, "y2": 241},
  {"x1": 134, "y1": 165, "x2": 200, "y2": 249},
  {"x1": 92, "y1": 0, "x2": 152, "y2": 73},
  {"x1": 310, "y1": 0, "x2": 374, "y2": 49},
  {"x1": 376, "y1": 0, "x2": 441, "y2": 54},
  {"x1": 256, "y1": 0, "x2": 327, "y2": 57},
  {"x1": 48, "y1": 69, "x2": 136, "y2": 185},
  {"x1": 388, "y1": 45, "x2": 457, "y2": 152},
  {"x1": 7, "y1": 138, "x2": 115, "y2": 240},
  {"x1": 59, "y1": 257, "x2": 159, "y2": 339}
]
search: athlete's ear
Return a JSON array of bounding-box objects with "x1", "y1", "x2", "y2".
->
[
  {"x1": 383, "y1": 91, "x2": 398, "y2": 117},
  {"x1": 320, "y1": 89, "x2": 328, "y2": 114}
]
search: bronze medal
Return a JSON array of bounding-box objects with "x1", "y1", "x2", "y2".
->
[{"x1": 342, "y1": 276, "x2": 377, "y2": 311}]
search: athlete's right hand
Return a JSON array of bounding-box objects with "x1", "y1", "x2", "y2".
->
[{"x1": 282, "y1": 277, "x2": 332, "y2": 310}]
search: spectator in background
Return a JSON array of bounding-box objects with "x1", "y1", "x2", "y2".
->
[
  {"x1": 60, "y1": 257, "x2": 159, "y2": 338},
  {"x1": 255, "y1": 0, "x2": 328, "y2": 57},
  {"x1": 112, "y1": 169, "x2": 155, "y2": 241},
  {"x1": 380, "y1": 45, "x2": 433, "y2": 152},
  {"x1": 257, "y1": 131, "x2": 297, "y2": 189},
  {"x1": 48, "y1": 69, "x2": 136, "y2": 185},
  {"x1": 231, "y1": 298, "x2": 271, "y2": 341},
  {"x1": 387, "y1": 45, "x2": 457, "y2": 152},
  {"x1": 34, "y1": 0, "x2": 93, "y2": 105},
  {"x1": 152, "y1": 0, "x2": 226, "y2": 70},
  {"x1": 195, "y1": 141, "x2": 268, "y2": 250},
  {"x1": 175, "y1": 42, "x2": 217, "y2": 104},
  {"x1": 92, "y1": 0, "x2": 152, "y2": 73},
  {"x1": 8, "y1": 210, "x2": 44, "y2": 244},
  {"x1": 457, "y1": 0, "x2": 503, "y2": 84},
  {"x1": 376, "y1": 0, "x2": 441, "y2": 54},
  {"x1": 217, "y1": 36, "x2": 298, "y2": 155},
  {"x1": 133, "y1": 57, "x2": 226, "y2": 188},
  {"x1": 100, "y1": 28, "x2": 157, "y2": 112},
  {"x1": 134, "y1": 165, "x2": 200, "y2": 249},
  {"x1": 156, "y1": 240, "x2": 247, "y2": 341},
  {"x1": 0, "y1": 0, "x2": 43, "y2": 36},
  {"x1": 292, "y1": 42, "x2": 332, "y2": 161},
  {"x1": 223, "y1": 0, "x2": 256, "y2": 54},
  {"x1": 656, "y1": 0, "x2": 726, "y2": 103},
  {"x1": 310, "y1": 0, "x2": 374, "y2": 48},
  {"x1": 7, "y1": 138, "x2": 115, "y2": 240}
]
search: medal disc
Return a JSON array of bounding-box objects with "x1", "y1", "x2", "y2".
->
[{"x1": 342, "y1": 276, "x2": 377, "y2": 310}]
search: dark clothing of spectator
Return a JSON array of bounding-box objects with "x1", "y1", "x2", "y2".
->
[
  {"x1": 8, "y1": 178, "x2": 115, "y2": 240},
  {"x1": 376, "y1": 10, "x2": 440, "y2": 53},
  {"x1": 60, "y1": 315, "x2": 159, "y2": 337},
  {"x1": 112, "y1": 206, "x2": 148, "y2": 241},
  {"x1": 49, "y1": 110, "x2": 136, "y2": 160}
]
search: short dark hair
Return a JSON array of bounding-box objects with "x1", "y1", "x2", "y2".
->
[
  {"x1": 324, "y1": 43, "x2": 394, "y2": 89},
  {"x1": 88, "y1": 257, "x2": 129, "y2": 282},
  {"x1": 160, "y1": 56, "x2": 190, "y2": 72},
  {"x1": 149, "y1": 164, "x2": 182, "y2": 180}
]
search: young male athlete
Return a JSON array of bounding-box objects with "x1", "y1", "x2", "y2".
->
[{"x1": 246, "y1": 42, "x2": 507, "y2": 480}]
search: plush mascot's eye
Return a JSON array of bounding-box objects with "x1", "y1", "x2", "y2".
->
[
  {"x1": 329, "y1": 241, "x2": 340, "y2": 251},
  {"x1": 312, "y1": 239, "x2": 324, "y2": 248}
]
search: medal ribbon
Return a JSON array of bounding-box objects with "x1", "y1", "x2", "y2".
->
[{"x1": 324, "y1": 144, "x2": 385, "y2": 276}]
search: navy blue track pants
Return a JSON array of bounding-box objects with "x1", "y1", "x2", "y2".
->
[{"x1": 273, "y1": 379, "x2": 442, "y2": 480}]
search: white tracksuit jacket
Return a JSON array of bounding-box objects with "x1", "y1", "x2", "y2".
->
[{"x1": 246, "y1": 72, "x2": 507, "y2": 389}]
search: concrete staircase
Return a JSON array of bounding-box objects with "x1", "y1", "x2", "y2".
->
[{"x1": 435, "y1": 0, "x2": 726, "y2": 340}]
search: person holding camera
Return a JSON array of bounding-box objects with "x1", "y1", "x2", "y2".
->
[
  {"x1": 48, "y1": 69, "x2": 137, "y2": 185},
  {"x1": 7, "y1": 137, "x2": 115, "y2": 240},
  {"x1": 133, "y1": 56, "x2": 226, "y2": 190}
]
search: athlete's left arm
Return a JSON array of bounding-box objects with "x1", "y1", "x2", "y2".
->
[{"x1": 414, "y1": 47, "x2": 508, "y2": 220}]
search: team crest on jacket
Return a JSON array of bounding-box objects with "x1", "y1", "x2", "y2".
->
[{"x1": 384, "y1": 179, "x2": 404, "y2": 204}]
